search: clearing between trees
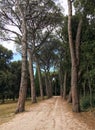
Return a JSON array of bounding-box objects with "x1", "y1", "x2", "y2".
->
[{"x1": 0, "y1": 96, "x2": 95, "y2": 130}]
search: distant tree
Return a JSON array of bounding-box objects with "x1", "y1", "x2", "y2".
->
[
  {"x1": 9, "y1": 61, "x2": 21, "y2": 100},
  {"x1": 0, "y1": 45, "x2": 13, "y2": 103},
  {"x1": 26, "y1": 0, "x2": 63, "y2": 102},
  {"x1": 38, "y1": 36, "x2": 60, "y2": 98},
  {"x1": 0, "y1": 0, "x2": 63, "y2": 112},
  {"x1": 0, "y1": 44, "x2": 13, "y2": 70}
]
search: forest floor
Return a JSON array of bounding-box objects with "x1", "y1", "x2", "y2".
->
[{"x1": 0, "y1": 96, "x2": 95, "y2": 130}]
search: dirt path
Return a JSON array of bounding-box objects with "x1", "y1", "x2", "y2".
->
[{"x1": 0, "y1": 96, "x2": 95, "y2": 130}]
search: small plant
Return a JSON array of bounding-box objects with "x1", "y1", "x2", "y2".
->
[
  {"x1": 80, "y1": 94, "x2": 95, "y2": 111},
  {"x1": 80, "y1": 96, "x2": 91, "y2": 110}
]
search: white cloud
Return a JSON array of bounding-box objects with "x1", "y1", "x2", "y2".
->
[
  {"x1": 0, "y1": 41, "x2": 16, "y2": 53},
  {"x1": 58, "y1": 0, "x2": 75, "y2": 15},
  {"x1": 59, "y1": 0, "x2": 68, "y2": 15},
  {"x1": 0, "y1": 25, "x2": 21, "y2": 54},
  {"x1": 55, "y1": 0, "x2": 68, "y2": 15}
]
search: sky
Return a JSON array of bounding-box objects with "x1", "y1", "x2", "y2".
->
[
  {"x1": 0, "y1": 41, "x2": 22, "y2": 61},
  {"x1": 58, "y1": 0, "x2": 68, "y2": 15},
  {"x1": 0, "y1": 0, "x2": 68, "y2": 61}
]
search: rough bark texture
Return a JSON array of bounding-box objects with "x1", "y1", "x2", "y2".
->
[
  {"x1": 36, "y1": 58, "x2": 44, "y2": 100},
  {"x1": 45, "y1": 72, "x2": 50, "y2": 98},
  {"x1": 48, "y1": 76, "x2": 53, "y2": 97},
  {"x1": 15, "y1": 0, "x2": 28, "y2": 113},
  {"x1": 68, "y1": 90, "x2": 72, "y2": 103},
  {"x1": 75, "y1": 18, "x2": 83, "y2": 67},
  {"x1": 28, "y1": 50, "x2": 36, "y2": 103},
  {"x1": 63, "y1": 72, "x2": 67, "y2": 100},
  {"x1": 68, "y1": 0, "x2": 80, "y2": 112},
  {"x1": 44, "y1": 70, "x2": 52, "y2": 98}
]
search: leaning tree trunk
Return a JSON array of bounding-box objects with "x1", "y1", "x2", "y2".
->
[
  {"x1": 63, "y1": 72, "x2": 67, "y2": 100},
  {"x1": 28, "y1": 50, "x2": 36, "y2": 103},
  {"x1": 68, "y1": 0, "x2": 80, "y2": 112},
  {"x1": 36, "y1": 58, "x2": 44, "y2": 100},
  {"x1": 15, "y1": 1, "x2": 28, "y2": 113}
]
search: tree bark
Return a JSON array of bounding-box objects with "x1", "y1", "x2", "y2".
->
[
  {"x1": 63, "y1": 72, "x2": 67, "y2": 99},
  {"x1": 15, "y1": 0, "x2": 28, "y2": 113},
  {"x1": 67, "y1": 0, "x2": 80, "y2": 112},
  {"x1": 45, "y1": 71, "x2": 50, "y2": 98},
  {"x1": 48, "y1": 75, "x2": 52, "y2": 97},
  {"x1": 75, "y1": 18, "x2": 83, "y2": 67},
  {"x1": 28, "y1": 50, "x2": 37, "y2": 103},
  {"x1": 36, "y1": 57, "x2": 44, "y2": 100},
  {"x1": 68, "y1": 90, "x2": 72, "y2": 103},
  {"x1": 44, "y1": 69, "x2": 52, "y2": 98}
]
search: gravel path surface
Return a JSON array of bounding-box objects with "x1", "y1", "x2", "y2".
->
[{"x1": 0, "y1": 96, "x2": 95, "y2": 130}]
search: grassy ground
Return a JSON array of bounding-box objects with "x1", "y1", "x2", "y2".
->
[{"x1": 0, "y1": 97, "x2": 46, "y2": 125}]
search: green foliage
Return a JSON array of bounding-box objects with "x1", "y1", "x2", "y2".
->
[
  {"x1": 74, "y1": 0, "x2": 95, "y2": 16},
  {"x1": 80, "y1": 96, "x2": 91, "y2": 110},
  {"x1": 80, "y1": 95, "x2": 95, "y2": 110},
  {"x1": 8, "y1": 61, "x2": 21, "y2": 99},
  {"x1": 0, "y1": 45, "x2": 14, "y2": 102},
  {"x1": 0, "y1": 45, "x2": 22, "y2": 102},
  {"x1": 0, "y1": 61, "x2": 21, "y2": 102},
  {"x1": 0, "y1": 45, "x2": 13, "y2": 70}
]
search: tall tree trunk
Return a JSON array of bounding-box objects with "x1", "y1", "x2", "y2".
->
[
  {"x1": 44, "y1": 71, "x2": 50, "y2": 98},
  {"x1": 68, "y1": 90, "x2": 72, "y2": 103},
  {"x1": 63, "y1": 72, "x2": 67, "y2": 99},
  {"x1": 75, "y1": 19, "x2": 83, "y2": 67},
  {"x1": 36, "y1": 58, "x2": 44, "y2": 100},
  {"x1": 48, "y1": 75, "x2": 52, "y2": 97},
  {"x1": 28, "y1": 50, "x2": 36, "y2": 103},
  {"x1": 67, "y1": 0, "x2": 80, "y2": 112},
  {"x1": 44, "y1": 69, "x2": 52, "y2": 98},
  {"x1": 15, "y1": 0, "x2": 27, "y2": 113}
]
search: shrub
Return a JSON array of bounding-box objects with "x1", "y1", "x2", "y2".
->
[
  {"x1": 80, "y1": 94, "x2": 95, "y2": 111},
  {"x1": 80, "y1": 96, "x2": 91, "y2": 110}
]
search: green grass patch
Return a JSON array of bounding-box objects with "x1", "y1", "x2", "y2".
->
[{"x1": 0, "y1": 97, "x2": 47, "y2": 125}]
